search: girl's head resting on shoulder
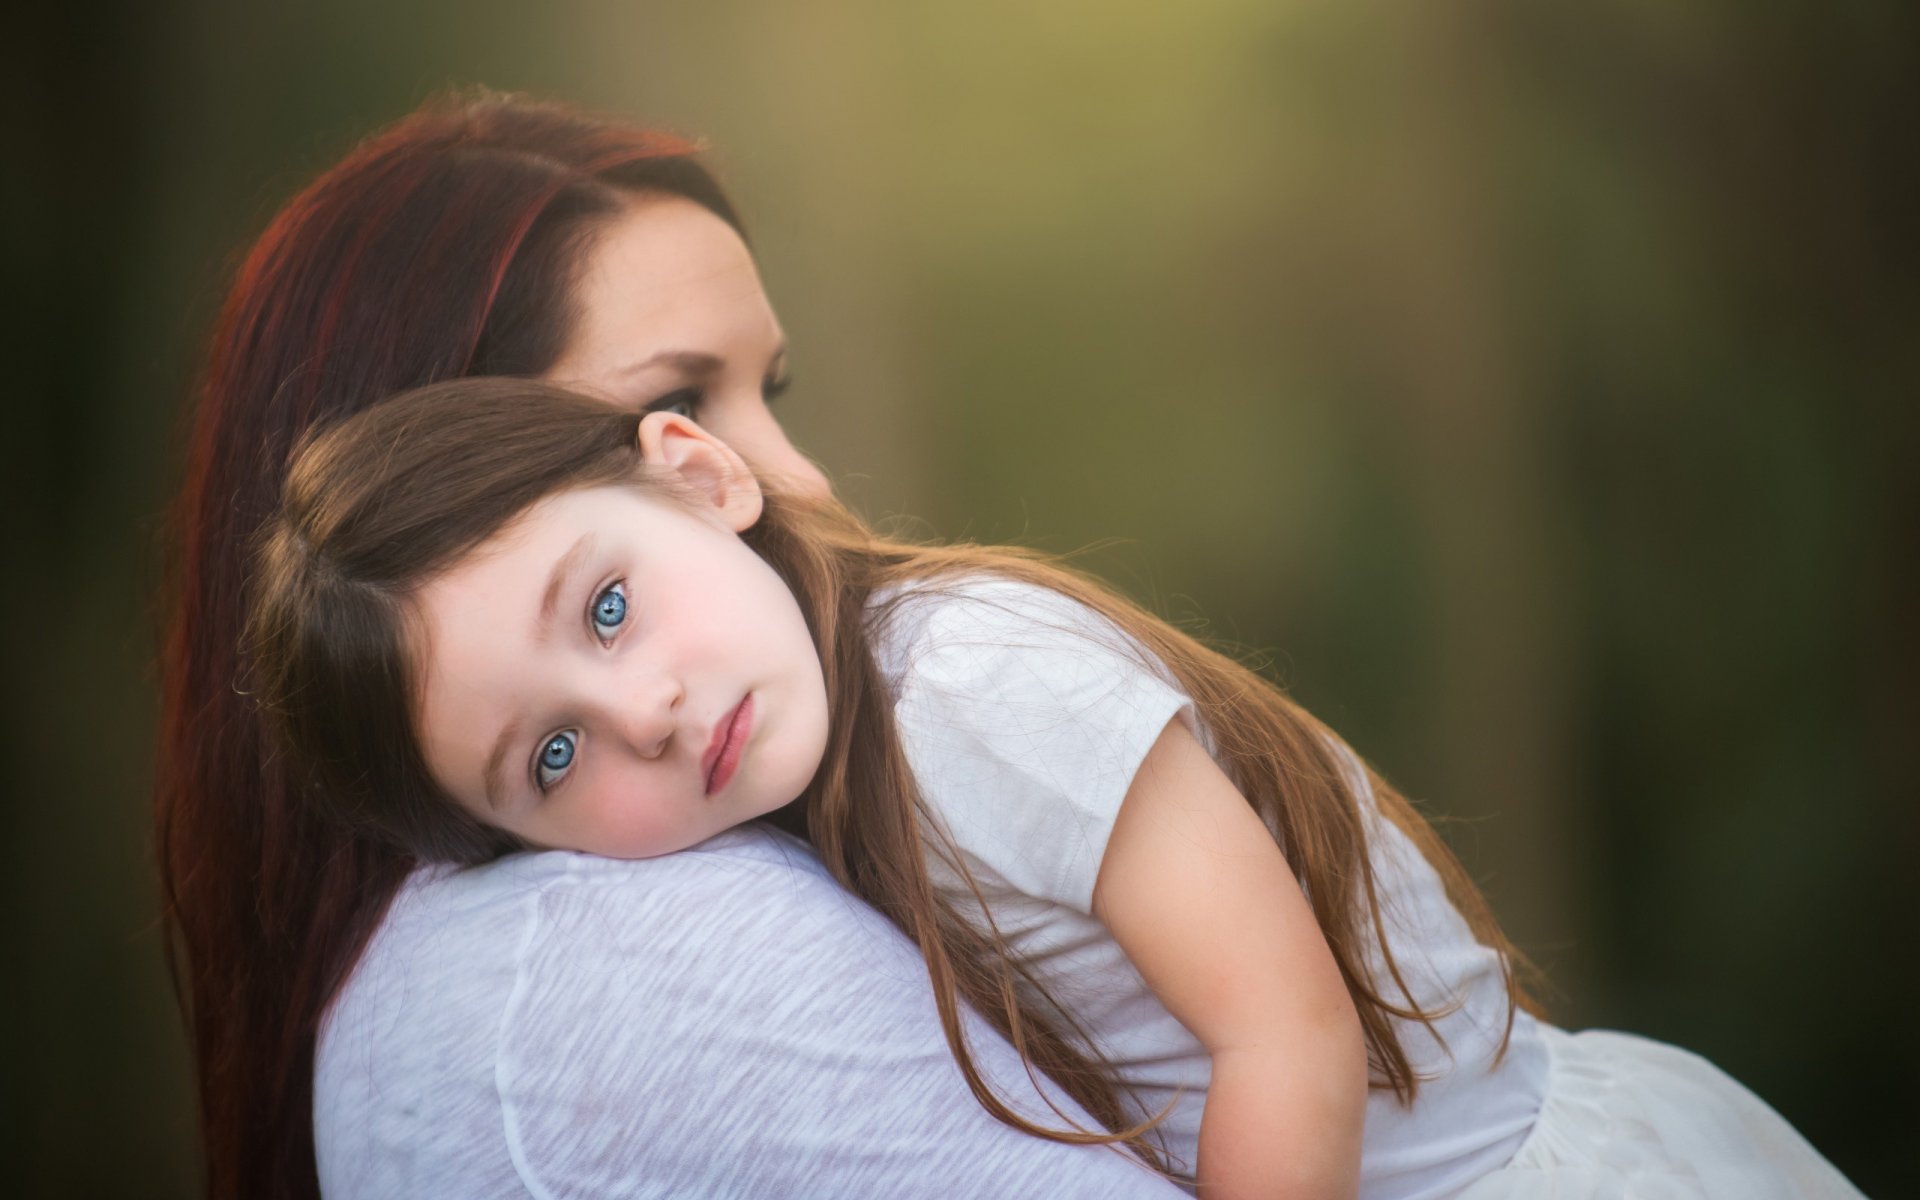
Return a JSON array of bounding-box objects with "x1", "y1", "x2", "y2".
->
[{"x1": 247, "y1": 378, "x2": 831, "y2": 863}]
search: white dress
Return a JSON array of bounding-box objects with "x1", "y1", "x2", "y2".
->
[{"x1": 870, "y1": 576, "x2": 1864, "y2": 1199}]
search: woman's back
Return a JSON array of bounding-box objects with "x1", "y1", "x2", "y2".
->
[{"x1": 317, "y1": 825, "x2": 1191, "y2": 1199}]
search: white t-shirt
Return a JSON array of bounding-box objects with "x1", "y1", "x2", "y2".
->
[
  {"x1": 871, "y1": 577, "x2": 1550, "y2": 1199},
  {"x1": 314, "y1": 826, "x2": 1190, "y2": 1199}
]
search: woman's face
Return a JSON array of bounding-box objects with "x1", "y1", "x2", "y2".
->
[{"x1": 544, "y1": 193, "x2": 831, "y2": 497}]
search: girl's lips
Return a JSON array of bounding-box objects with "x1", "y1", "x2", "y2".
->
[{"x1": 703, "y1": 695, "x2": 753, "y2": 796}]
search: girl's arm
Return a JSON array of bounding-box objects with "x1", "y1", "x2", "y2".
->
[{"x1": 1092, "y1": 720, "x2": 1368, "y2": 1200}]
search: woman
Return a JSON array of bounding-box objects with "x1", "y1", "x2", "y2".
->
[{"x1": 157, "y1": 90, "x2": 1184, "y2": 1199}]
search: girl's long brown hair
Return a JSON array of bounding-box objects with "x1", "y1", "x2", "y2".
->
[
  {"x1": 155, "y1": 91, "x2": 746, "y2": 1199},
  {"x1": 249, "y1": 378, "x2": 1540, "y2": 1172}
]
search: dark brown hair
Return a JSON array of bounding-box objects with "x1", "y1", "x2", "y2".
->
[
  {"x1": 250, "y1": 377, "x2": 1539, "y2": 1170},
  {"x1": 156, "y1": 90, "x2": 744, "y2": 1199}
]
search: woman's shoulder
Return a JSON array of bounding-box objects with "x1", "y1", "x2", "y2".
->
[
  {"x1": 371, "y1": 826, "x2": 841, "y2": 963},
  {"x1": 394, "y1": 823, "x2": 824, "y2": 903},
  {"x1": 331, "y1": 827, "x2": 835, "y2": 1028},
  {"x1": 315, "y1": 825, "x2": 1195, "y2": 1200},
  {"x1": 317, "y1": 827, "x2": 891, "y2": 1187}
]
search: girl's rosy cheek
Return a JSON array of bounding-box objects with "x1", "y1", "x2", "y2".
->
[{"x1": 603, "y1": 797, "x2": 677, "y2": 858}]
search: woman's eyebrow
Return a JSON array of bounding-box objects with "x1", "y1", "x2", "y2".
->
[
  {"x1": 611, "y1": 342, "x2": 789, "y2": 381},
  {"x1": 611, "y1": 349, "x2": 723, "y2": 380}
]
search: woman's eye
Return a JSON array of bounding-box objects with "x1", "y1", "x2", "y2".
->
[
  {"x1": 590, "y1": 581, "x2": 628, "y2": 641},
  {"x1": 535, "y1": 731, "x2": 577, "y2": 792},
  {"x1": 762, "y1": 373, "x2": 792, "y2": 403},
  {"x1": 646, "y1": 388, "x2": 702, "y2": 420}
]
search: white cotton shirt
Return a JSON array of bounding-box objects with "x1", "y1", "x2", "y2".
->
[
  {"x1": 870, "y1": 577, "x2": 1549, "y2": 1199},
  {"x1": 313, "y1": 826, "x2": 1191, "y2": 1199}
]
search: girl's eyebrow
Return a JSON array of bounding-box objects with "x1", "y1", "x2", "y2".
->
[
  {"x1": 479, "y1": 531, "x2": 599, "y2": 809},
  {"x1": 482, "y1": 717, "x2": 522, "y2": 813},
  {"x1": 538, "y1": 533, "x2": 598, "y2": 639}
]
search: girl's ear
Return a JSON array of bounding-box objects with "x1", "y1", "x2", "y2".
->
[{"x1": 635, "y1": 411, "x2": 764, "y2": 531}]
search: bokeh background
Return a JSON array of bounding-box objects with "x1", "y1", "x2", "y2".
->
[{"x1": 9, "y1": 1, "x2": 1915, "y2": 1195}]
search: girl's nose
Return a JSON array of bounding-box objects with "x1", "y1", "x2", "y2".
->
[{"x1": 612, "y1": 670, "x2": 683, "y2": 760}]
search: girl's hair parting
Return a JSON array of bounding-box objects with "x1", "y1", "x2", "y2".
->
[
  {"x1": 156, "y1": 89, "x2": 744, "y2": 1200},
  {"x1": 249, "y1": 377, "x2": 1544, "y2": 1173}
]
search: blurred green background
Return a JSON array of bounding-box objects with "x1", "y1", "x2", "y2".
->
[{"x1": 9, "y1": 1, "x2": 1914, "y2": 1195}]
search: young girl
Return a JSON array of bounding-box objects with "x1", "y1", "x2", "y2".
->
[{"x1": 248, "y1": 377, "x2": 1861, "y2": 1199}]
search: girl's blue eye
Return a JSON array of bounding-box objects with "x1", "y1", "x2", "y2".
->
[
  {"x1": 536, "y1": 731, "x2": 576, "y2": 791},
  {"x1": 591, "y1": 582, "x2": 627, "y2": 640}
]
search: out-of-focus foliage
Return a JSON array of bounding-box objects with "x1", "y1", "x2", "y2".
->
[{"x1": 8, "y1": 0, "x2": 1912, "y2": 1194}]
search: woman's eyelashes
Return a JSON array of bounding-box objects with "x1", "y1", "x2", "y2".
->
[
  {"x1": 645, "y1": 388, "x2": 701, "y2": 420},
  {"x1": 642, "y1": 372, "x2": 792, "y2": 420}
]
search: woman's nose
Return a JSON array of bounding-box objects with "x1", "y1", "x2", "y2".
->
[{"x1": 732, "y1": 395, "x2": 831, "y2": 498}]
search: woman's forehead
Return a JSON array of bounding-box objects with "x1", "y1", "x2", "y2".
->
[{"x1": 564, "y1": 195, "x2": 777, "y2": 354}]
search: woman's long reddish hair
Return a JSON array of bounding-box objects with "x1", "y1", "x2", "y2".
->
[{"x1": 155, "y1": 89, "x2": 742, "y2": 1200}]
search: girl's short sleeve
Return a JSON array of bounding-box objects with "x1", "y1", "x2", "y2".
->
[{"x1": 879, "y1": 579, "x2": 1197, "y2": 913}]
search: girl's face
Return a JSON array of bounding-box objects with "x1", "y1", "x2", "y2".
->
[
  {"x1": 544, "y1": 193, "x2": 833, "y2": 498},
  {"x1": 410, "y1": 432, "x2": 830, "y2": 858}
]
